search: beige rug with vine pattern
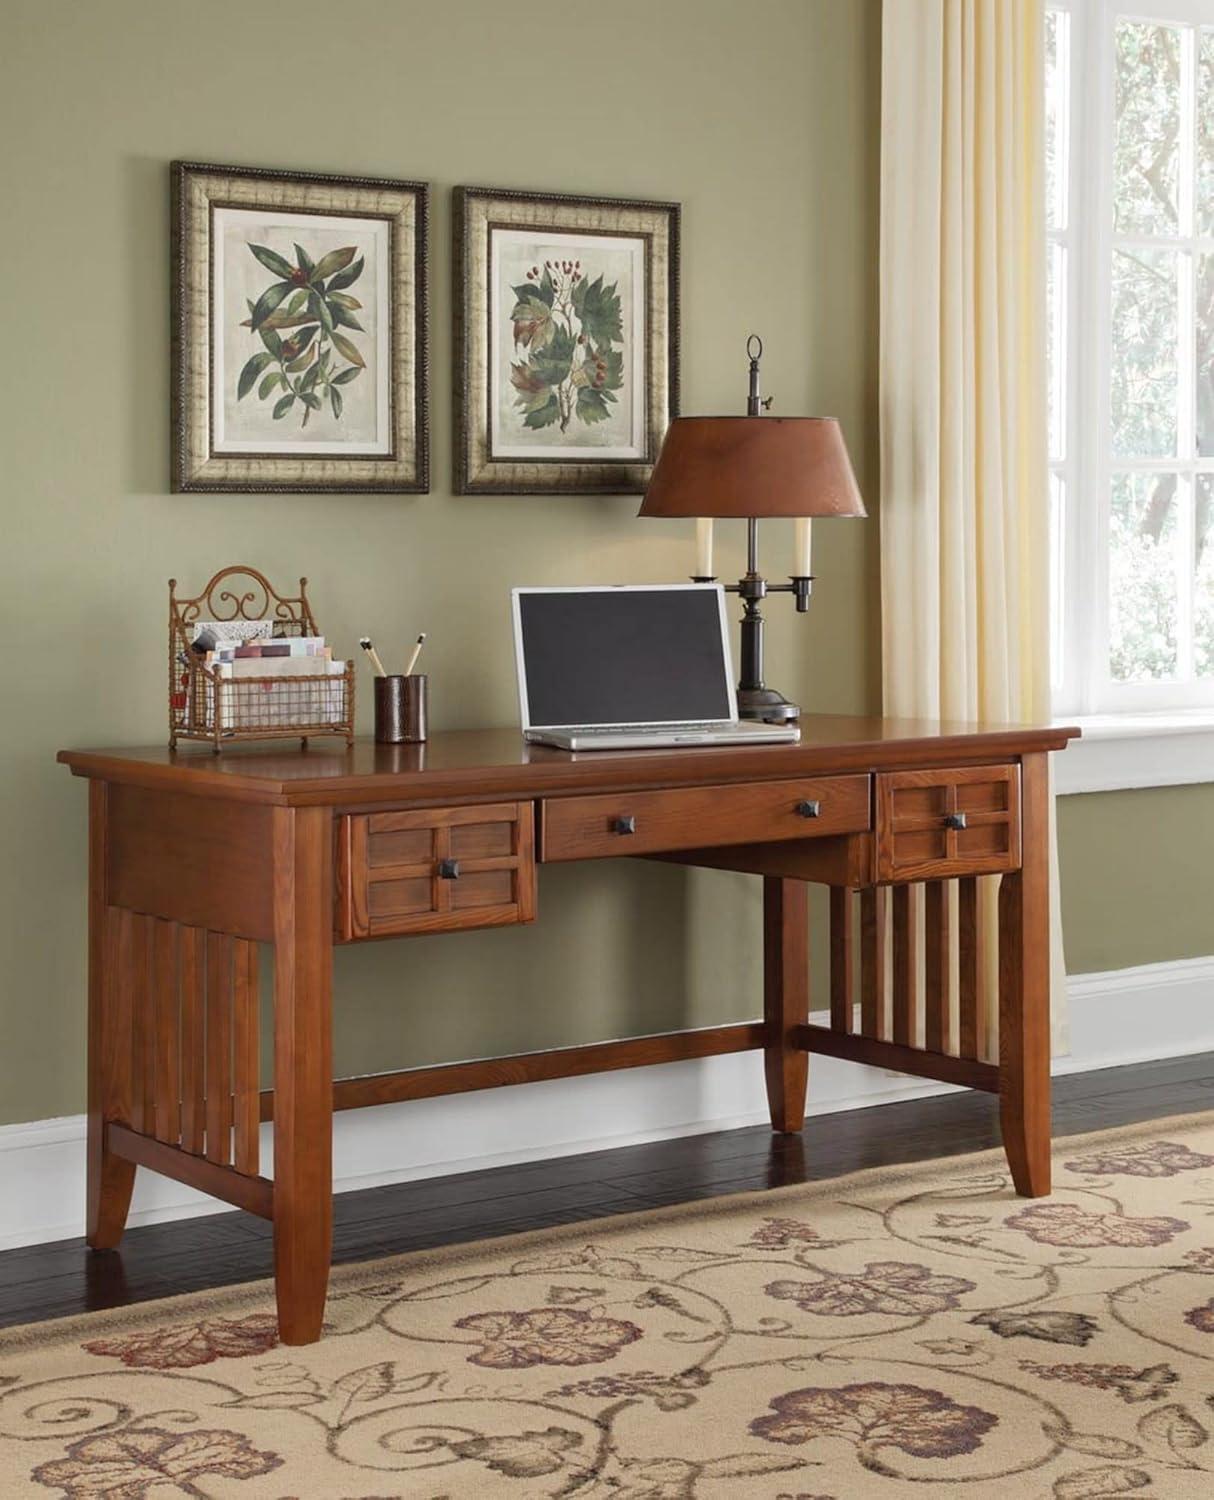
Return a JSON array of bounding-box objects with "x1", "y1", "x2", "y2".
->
[{"x1": 6, "y1": 1116, "x2": 1214, "y2": 1499}]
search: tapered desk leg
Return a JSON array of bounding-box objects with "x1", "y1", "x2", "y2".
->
[
  {"x1": 272, "y1": 806, "x2": 334, "y2": 1345},
  {"x1": 999, "y1": 753, "x2": 1052, "y2": 1197},
  {"x1": 86, "y1": 782, "x2": 136, "y2": 1249},
  {"x1": 763, "y1": 876, "x2": 809, "y2": 1133}
]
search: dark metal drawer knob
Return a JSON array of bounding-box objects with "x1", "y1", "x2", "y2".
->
[
  {"x1": 437, "y1": 858, "x2": 461, "y2": 879},
  {"x1": 612, "y1": 815, "x2": 637, "y2": 835},
  {"x1": 944, "y1": 812, "x2": 968, "y2": 830},
  {"x1": 795, "y1": 800, "x2": 821, "y2": 819}
]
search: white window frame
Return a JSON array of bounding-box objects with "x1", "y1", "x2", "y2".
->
[{"x1": 1050, "y1": 0, "x2": 1214, "y2": 791}]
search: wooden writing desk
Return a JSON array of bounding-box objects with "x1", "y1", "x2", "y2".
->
[{"x1": 59, "y1": 715, "x2": 1078, "y2": 1344}]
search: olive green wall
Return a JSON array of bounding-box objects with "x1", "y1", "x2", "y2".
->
[
  {"x1": 0, "y1": 0, "x2": 881, "y2": 1127},
  {"x1": 1057, "y1": 786, "x2": 1214, "y2": 974},
  {"x1": 2, "y1": 2, "x2": 1208, "y2": 1133}
]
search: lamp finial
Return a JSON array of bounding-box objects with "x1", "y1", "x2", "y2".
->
[{"x1": 745, "y1": 334, "x2": 772, "y2": 415}]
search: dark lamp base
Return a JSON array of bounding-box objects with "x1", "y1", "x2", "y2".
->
[{"x1": 737, "y1": 686, "x2": 800, "y2": 723}]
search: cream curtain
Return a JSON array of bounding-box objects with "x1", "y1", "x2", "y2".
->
[{"x1": 879, "y1": 0, "x2": 1068, "y2": 1053}]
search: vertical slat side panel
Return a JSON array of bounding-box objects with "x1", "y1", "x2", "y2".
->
[
  {"x1": 958, "y1": 877, "x2": 984, "y2": 1060},
  {"x1": 141, "y1": 917, "x2": 157, "y2": 1130},
  {"x1": 924, "y1": 881, "x2": 951, "y2": 1054},
  {"x1": 180, "y1": 927, "x2": 206, "y2": 1154},
  {"x1": 205, "y1": 931, "x2": 234, "y2": 1165},
  {"x1": 152, "y1": 919, "x2": 180, "y2": 1144},
  {"x1": 892, "y1": 885, "x2": 918, "y2": 1047},
  {"x1": 859, "y1": 887, "x2": 887, "y2": 1039},
  {"x1": 128, "y1": 914, "x2": 153, "y2": 1134},
  {"x1": 233, "y1": 939, "x2": 260, "y2": 1175},
  {"x1": 829, "y1": 887, "x2": 853, "y2": 1034},
  {"x1": 109, "y1": 907, "x2": 137, "y2": 1129}
]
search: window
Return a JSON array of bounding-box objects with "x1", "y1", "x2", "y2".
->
[{"x1": 1050, "y1": 0, "x2": 1214, "y2": 717}]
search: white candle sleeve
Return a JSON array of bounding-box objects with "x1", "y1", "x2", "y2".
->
[
  {"x1": 695, "y1": 517, "x2": 714, "y2": 577},
  {"x1": 794, "y1": 517, "x2": 812, "y2": 577}
]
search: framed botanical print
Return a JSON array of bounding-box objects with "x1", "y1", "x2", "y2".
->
[
  {"x1": 171, "y1": 161, "x2": 428, "y2": 493},
  {"x1": 453, "y1": 185, "x2": 679, "y2": 494}
]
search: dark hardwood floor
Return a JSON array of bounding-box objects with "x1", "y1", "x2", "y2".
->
[{"x1": 3, "y1": 1052, "x2": 1213, "y2": 1331}]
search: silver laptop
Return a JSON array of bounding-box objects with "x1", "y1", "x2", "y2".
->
[{"x1": 512, "y1": 584, "x2": 801, "y2": 750}]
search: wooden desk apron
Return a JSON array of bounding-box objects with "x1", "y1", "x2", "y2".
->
[{"x1": 59, "y1": 715, "x2": 1078, "y2": 1345}]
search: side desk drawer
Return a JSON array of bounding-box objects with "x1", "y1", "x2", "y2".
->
[
  {"x1": 875, "y1": 764, "x2": 1021, "y2": 881},
  {"x1": 337, "y1": 803, "x2": 536, "y2": 941},
  {"x1": 539, "y1": 775, "x2": 871, "y2": 862}
]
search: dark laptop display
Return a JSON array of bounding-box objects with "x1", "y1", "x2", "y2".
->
[{"x1": 516, "y1": 587, "x2": 733, "y2": 727}]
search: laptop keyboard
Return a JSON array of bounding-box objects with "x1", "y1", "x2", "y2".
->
[{"x1": 571, "y1": 723, "x2": 727, "y2": 736}]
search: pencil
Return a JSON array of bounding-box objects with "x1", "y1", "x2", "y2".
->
[
  {"x1": 404, "y1": 632, "x2": 426, "y2": 677},
  {"x1": 358, "y1": 637, "x2": 388, "y2": 677}
]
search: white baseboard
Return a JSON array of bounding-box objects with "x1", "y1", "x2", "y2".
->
[
  {"x1": 1059, "y1": 955, "x2": 1214, "y2": 1072},
  {"x1": 3, "y1": 954, "x2": 1212, "y2": 1252}
]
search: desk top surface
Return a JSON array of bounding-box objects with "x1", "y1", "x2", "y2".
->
[{"x1": 59, "y1": 716, "x2": 1080, "y2": 807}]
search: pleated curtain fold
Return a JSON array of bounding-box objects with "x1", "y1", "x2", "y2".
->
[{"x1": 879, "y1": 0, "x2": 1068, "y2": 1053}]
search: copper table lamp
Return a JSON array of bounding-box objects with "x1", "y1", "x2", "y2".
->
[{"x1": 639, "y1": 337, "x2": 866, "y2": 721}]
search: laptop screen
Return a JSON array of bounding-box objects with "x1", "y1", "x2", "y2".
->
[{"x1": 515, "y1": 586, "x2": 735, "y2": 728}]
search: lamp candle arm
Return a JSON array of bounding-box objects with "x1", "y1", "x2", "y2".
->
[{"x1": 714, "y1": 577, "x2": 813, "y2": 606}]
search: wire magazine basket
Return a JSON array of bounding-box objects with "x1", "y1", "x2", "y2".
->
[{"x1": 169, "y1": 566, "x2": 354, "y2": 751}]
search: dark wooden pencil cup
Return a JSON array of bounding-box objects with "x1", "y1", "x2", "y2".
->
[{"x1": 374, "y1": 674, "x2": 427, "y2": 744}]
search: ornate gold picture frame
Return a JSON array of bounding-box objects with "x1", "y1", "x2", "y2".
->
[
  {"x1": 454, "y1": 185, "x2": 679, "y2": 495},
  {"x1": 172, "y1": 161, "x2": 429, "y2": 493}
]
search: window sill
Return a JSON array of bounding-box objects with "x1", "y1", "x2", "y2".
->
[{"x1": 1054, "y1": 712, "x2": 1214, "y2": 795}]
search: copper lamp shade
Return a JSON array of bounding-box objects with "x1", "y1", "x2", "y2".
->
[{"x1": 639, "y1": 416, "x2": 866, "y2": 519}]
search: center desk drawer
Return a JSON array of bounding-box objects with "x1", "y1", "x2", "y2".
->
[
  {"x1": 538, "y1": 775, "x2": 871, "y2": 862},
  {"x1": 338, "y1": 803, "x2": 536, "y2": 940}
]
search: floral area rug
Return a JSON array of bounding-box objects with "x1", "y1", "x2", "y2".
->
[{"x1": 6, "y1": 1118, "x2": 1214, "y2": 1498}]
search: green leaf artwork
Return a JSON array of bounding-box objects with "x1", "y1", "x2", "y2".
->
[
  {"x1": 236, "y1": 241, "x2": 365, "y2": 428},
  {"x1": 508, "y1": 257, "x2": 624, "y2": 434}
]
